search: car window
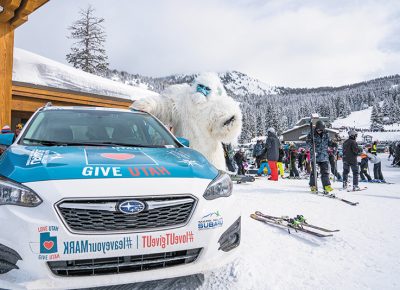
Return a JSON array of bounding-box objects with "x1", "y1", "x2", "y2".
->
[{"x1": 20, "y1": 109, "x2": 179, "y2": 147}]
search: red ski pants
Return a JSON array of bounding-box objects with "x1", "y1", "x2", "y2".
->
[{"x1": 268, "y1": 160, "x2": 278, "y2": 181}]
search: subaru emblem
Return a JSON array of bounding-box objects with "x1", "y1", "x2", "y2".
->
[{"x1": 118, "y1": 200, "x2": 145, "y2": 214}]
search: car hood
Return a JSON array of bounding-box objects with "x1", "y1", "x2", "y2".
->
[{"x1": 0, "y1": 145, "x2": 219, "y2": 183}]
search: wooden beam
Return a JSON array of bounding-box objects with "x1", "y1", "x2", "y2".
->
[
  {"x1": 0, "y1": 22, "x2": 14, "y2": 127},
  {"x1": 0, "y1": 0, "x2": 21, "y2": 23},
  {"x1": 12, "y1": 84, "x2": 132, "y2": 110},
  {"x1": 10, "y1": 0, "x2": 48, "y2": 29}
]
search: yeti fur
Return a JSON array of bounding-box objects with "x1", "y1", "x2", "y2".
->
[{"x1": 131, "y1": 72, "x2": 242, "y2": 170}]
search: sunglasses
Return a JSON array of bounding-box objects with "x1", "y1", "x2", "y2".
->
[{"x1": 196, "y1": 84, "x2": 211, "y2": 97}]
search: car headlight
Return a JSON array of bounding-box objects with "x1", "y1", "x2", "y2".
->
[
  {"x1": 0, "y1": 176, "x2": 42, "y2": 207},
  {"x1": 203, "y1": 171, "x2": 233, "y2": 200}
]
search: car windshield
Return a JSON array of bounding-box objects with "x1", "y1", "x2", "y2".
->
[{"x1": 20, "y1": 109, "x2": 179, "y2": 148}]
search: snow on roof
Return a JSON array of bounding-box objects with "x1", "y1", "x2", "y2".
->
[{"x1": 12, "y1": 48, "x2": 158, "y2": 101}]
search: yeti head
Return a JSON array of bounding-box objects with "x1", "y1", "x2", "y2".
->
[{"x1": 187, "y1": 72, "x2": 242, "y2": 143}]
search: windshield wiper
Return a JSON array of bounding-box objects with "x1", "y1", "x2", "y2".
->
[
  {"x1": 22, "y1": 138, "x2": 70, "y2": 146},
  {"x1": 22, "y1": 138, "x2": 168, "y2": 148},
  {"x1": 99, "y1": 142, "x2": 166, "y2": 148}
]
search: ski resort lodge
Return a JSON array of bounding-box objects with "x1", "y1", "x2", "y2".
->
[
  {"x1": 0, "y1": 1, "x2": 131, "y2": 129},
  {"x1": 281, "y1": 115, "x2": 339, "y2": 142}
]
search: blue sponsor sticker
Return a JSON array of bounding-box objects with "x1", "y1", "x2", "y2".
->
[{"x1": 40, "y1": 232, "x2": 58, "y2": 254}]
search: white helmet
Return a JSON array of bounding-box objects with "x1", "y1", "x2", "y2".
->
[{"x1": 267, "y1": 127, "x2": 276, "y2": 134}]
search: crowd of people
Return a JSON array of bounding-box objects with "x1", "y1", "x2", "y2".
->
[{"x1": 232, "y1": 120, "x2": 395, "y2": 192}]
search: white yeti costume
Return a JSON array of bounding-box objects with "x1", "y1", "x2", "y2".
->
[{"x1": 131, "y1": 72, "x2": 242, "y2": 170}]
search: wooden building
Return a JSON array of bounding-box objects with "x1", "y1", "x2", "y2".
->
[
  {"x1": 1, "y1": 1, "x2": 132, "y2": 130},
  {"x1": 281, "y1": 114, "x2": 338, "y2": 142}
]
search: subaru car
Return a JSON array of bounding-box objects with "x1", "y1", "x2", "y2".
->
[{"x1": 0, "y1": 105, "x2": 240, "y2": 289}]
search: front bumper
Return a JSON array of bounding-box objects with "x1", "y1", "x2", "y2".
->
[{"x1": 0, "y1": 178, "x2": 240, "y2": 290}]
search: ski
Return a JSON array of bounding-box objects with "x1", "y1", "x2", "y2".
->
[
  {"x1": 312, "y1": 191, "x2": 359, "y2": 206},
  {"x1": 250, "y1": 214, "x2": 333, "y2": 237},
  {"x1": 254, "y1": 211, "x2": 339, "y2": 233},
  {"x1": 229, "y1": 174, "x2": 255, "y2": 184},
  {"x1": 347, "y1": 187, "x2": 367, "y2": 192}
]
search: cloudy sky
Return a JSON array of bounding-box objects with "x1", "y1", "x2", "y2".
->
[{"x1": 14, "y1": 0, "x2": 400, "y2": 88}]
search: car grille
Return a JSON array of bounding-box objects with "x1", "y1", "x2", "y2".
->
[
  {"x1": 47, "y1": 248, "x2": 202, "y2": 277},
  {"x1": 56, "y1": 196, "x2": 197, "y2": 234}
]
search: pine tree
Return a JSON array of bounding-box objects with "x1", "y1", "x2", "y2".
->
[
  {"x1": 66, "y1": 5, "x2": 109, "y2": 76},
  {"x1": 370, "y1": 104, "x2": 384, "y2": 131}
]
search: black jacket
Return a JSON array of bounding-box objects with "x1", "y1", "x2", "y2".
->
[
  {"x1": 265, "y1": 131, "x2": 280, "y2": 161},
  {"x1": 343, "y1": 138, "x2": 359, "y2": 165}
]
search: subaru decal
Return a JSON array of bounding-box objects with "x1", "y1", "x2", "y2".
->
[{"x1": 118, "y1": 200, "x2": 146, "y2": 214}]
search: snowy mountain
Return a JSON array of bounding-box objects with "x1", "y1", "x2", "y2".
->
[
  {"x1": 219, "y1": 71, "x2": 280, "y2": 96},
  {"x1": 105, "y1": 70, "x2": 280, "y2": 96}
]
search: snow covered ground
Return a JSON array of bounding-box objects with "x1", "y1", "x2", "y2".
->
[
  {"x1": 13, "y1": 48, "x2": 158, "y2": 100},
  {"x1": 332, "y1": 107, "x2": 373, "y2": 129},
  {"x1": 332, "y1": 107, "x2": 400, "y2": 141},
  {"x1": 201, "y1": 154, "x2": 400, "y2": 290}
]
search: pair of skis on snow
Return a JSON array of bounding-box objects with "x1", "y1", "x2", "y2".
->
[{"x1": 250, "y1": 211, "x2": 339, "y2": 238}]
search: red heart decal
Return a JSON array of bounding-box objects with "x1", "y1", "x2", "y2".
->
[
  {"x1": 101, "y1": 153, "x2": 135, "y2": 161},
  {"x1": 43, "y1": 241, "x2": 54, "y2": 250}
]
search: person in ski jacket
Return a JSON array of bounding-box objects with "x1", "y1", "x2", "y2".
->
[
  {"x1": 277, "y1": 145, "x2": 285, "y2": 178},
  {"x1": 394, "y1": 142, "x2": 400, "y2": 166},
  {"x1": 234, "y1": 149, "x2": 246, "y2": 175},
  {"x1": 371, "y1": 141, "x2": 377, "y2": 155},
  {"x1": 222, "y1": 143, "x2": 236, "y2": 172},
  {"x1": 388, "y1": 143, "x2": 394, "y2": 160},
  {"x1": 253, "y1": 140, "x2": 264, "y2": 168},
  {"x1": 359, "y1": 153, "x2": 372, "y2": 182},
  {"x1": 289, "y1": 143, "x2": 299, "y2": 178},
  {"x1": 366, "y1": 148, "x2": 385, "y2": 182},
  {"x1": 297, "y1": 148, "x2": 305, "y2": 172},
  {"x1": 328, "y1": 143, "x2": 342, "y2": 181},
  {"x1": 306, "y1": 120, "x2": 334, "y2": 192},
  {"x1": 257, "y1": 145, "x2": 271, "y2": 176},
  {"x1": 265, "y1": 127, "x2": 280, "y2": 181},
  {"x1": 342, "y1": 130, "x2": 360, "y2": 190}
]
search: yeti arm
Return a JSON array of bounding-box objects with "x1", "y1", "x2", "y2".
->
[{"x1": 130, "y1": 95, "x2": 174, "y2": 125}]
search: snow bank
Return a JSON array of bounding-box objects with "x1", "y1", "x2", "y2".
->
[{"x1": 12, "y1": 48, "x2": 158, "y2": 101}]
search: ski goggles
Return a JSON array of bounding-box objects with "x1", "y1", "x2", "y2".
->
[{"x1": 196, "y1": 84, "x2": 211, "y2": 97}]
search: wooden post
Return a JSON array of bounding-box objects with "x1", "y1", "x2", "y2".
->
[{"x1": 0, "y1": 22, "x2": 14, "y2": 127}]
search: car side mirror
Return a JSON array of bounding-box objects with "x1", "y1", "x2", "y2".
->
[
  {"x1": 176, "y1": 137, "x2": 190, "y2": 147},
  {"x1": 0, "y1": 133, "x2": 15, "y2": 147}
]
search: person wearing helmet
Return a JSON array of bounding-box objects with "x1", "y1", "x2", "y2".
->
[
  {"x1": 306, "y1": 120, "x2": 335, "y2": 193},
  {"x1": 342, "y1": 130, "x2": 360, "y2": 190},
  {"x1": 265, "y1": 127, "x2": 280, "y2": 181}
]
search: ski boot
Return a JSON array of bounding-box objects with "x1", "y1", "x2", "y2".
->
[
  {"x1": 324, "y1": 185, "x2": 334, "y2": 195},
  {"x1": 310, "y1": 186, "x2": 317, "y2": 193},
  {"x1": 295, "y1": 215, "x2": 306, "y2": 224},
  {"x1": 288, "y1": 218, "x2": 301, "y2": 228},
  {"x1": 353, "y1": 185, "x2": 361, "y2": 191},
  {"x1": 342, "y1": 181, "x2": 348, "y2": 189}
]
